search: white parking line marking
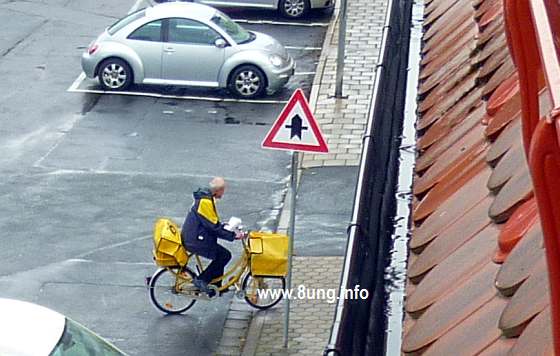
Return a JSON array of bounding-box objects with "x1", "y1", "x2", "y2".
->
[
  {"x1": 285, "y1": 46, "x2": 322, "y2": 51},
  {"x1": 68, "y1": 72, "x2": 86, "y2": 92},
  {"x1": 293, "y1": 71, "x2": 316, "y2": 76},
  {"x1": 67, "y1": 258, "x2": 154, "y2": 266},
  {"x1": 75, "y1": 235, "x2": 150, "y2": 259},
  {"x1": 128, "y1": 0, "x2": 149, "y2": 13},
  {"x1": 40, "y1": 168, "x2": 284, "y2": 184},
  {"x1": 232, "y1": 19, "x2": 329, "y2": 27},
  {"x1": 67, "y1": 85, "x2": 289, "y2": 104}
]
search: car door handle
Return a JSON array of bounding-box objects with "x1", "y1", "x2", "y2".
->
[{"x1": 164, "y1": 47, "x2": 176, "y2": 53}]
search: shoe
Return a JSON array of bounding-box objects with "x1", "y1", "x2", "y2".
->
[{"x1": 193, "y1": 278, "x2": 211, "y2": 294}]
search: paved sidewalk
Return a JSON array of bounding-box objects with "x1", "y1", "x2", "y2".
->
[
  {"x1": 302, "y1": 0, "x2": 388, "y2": 168},
  {"x1": 216, "y1": 0, "x2": 389, "y2": 353},
  {"x1": 248, "y1": 257, "x2": 344, "y2": 355}
]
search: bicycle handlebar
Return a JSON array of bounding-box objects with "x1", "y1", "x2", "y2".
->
[{"x1": 239, "y1": 231, "x2": 251, "y2": 250}]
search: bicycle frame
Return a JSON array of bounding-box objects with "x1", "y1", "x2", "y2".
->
[{"x1": 172, "y1": 237, "x2": 252, "y2": 294}]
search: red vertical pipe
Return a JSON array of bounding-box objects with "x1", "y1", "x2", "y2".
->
[{"x1": 504, "y1": 0, "x2": 560, "y2": 353}]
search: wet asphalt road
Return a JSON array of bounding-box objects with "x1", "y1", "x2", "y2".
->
[{"x1": 0, "y1": 1, "x2": 330, "y2": 354}]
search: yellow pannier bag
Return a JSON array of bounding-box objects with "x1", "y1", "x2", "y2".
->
[
  {"x1": 153, "y1": 218, "x2": 188, "y2": 267},
  {"x1": 249, "y1": 231, "x2": 289, "y2": 277}
]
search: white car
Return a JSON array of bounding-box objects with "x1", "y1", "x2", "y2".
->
[{"x1": 0, "y1": 298, "x2": 126, "y2": 356}]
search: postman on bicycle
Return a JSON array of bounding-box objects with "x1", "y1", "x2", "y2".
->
[{"x1": 181, "y1": 177, "x2": 244, "y2": 295}]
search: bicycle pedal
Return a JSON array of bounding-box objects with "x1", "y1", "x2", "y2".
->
[{"x1": 208, "y1": 285, "x2": 219, "y2": 298}]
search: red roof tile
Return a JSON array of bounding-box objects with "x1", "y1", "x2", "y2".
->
[
  {"x1": 488, "y1": 168, "x2": 533, "y2": 222},
  {"x1": 418, "y1": 99, "x2": 483, "y2": 151},
  {"x1": 484, "y1": 93, "x2": 521, "y2": 137},
  {"x1": 424, "y1": 0, "x2": 462, "y2": 26},
  {"x1": 482, "y1": 57, "x2": 517, "y2": 97},
  {"x1": 478, "y1": 338, "x2": 516, "y2": 355},
  {"x1": 486, "y1": 74, "x2": 518, "y2": 116},
  {"x1": 413, "y1": 156, "x2": 486, "y2": 221},
  {"x1": 477, "y1": 16, "x2": 504, "y2": 46},
  {"x1": 479, "y1": 0, "x2": 501, "y2": 27},
  {"x1": 493, "y1": 198, "x2": 538, "y2": 262},
  {"x1": 486, "y1": 139, "x2": 525, "y2": 191},
  {"x1": 408, "y1": 211, "x2": 496, "y2": 281},
  {"x1": 412, "y1": 167, "x2": 492, "y2": 238},
  {"x1": 414, "y1": 126, "x2": 488, "y2": 192},
  {"x1": 495, "y1": 222, "x2": 543, "y2": 296},
  {"x1": 509, "y1": 307, "x2": 554, "y2": 355},
  {"x1": 403, "y1": 262, "x2": 500, "y2": 352},
  {"x1": 499, "y1": 258, "x2": 549, "y2": 337},
  {"x1": 475, "y1": 0, "x2": 499, "y2": 18},
  {"x1": 422, "y1": 296, "x2": 507, "y2": 356},
  {"x1": 485, "y1": 117, "x2": 520, "y2": 163},
  {"x1": 406, "y1": 226, "x2": 497, "y2": 312}
]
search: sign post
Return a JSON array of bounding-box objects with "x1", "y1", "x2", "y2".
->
[
  {"x1": 335, "y1": 0, "x2": 348, "y2": 98},
  {"x1": 261, "y1": 88, "x2": 328, "y2": 348},
  {"x1": 284, "y1": 150, "x2": 298, "y2": 348}
]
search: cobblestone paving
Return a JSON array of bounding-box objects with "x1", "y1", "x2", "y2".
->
[
  {"x1": 302, "y1": 0, "x2": 389, "y2": 168},
  {"x1": 254, "y1": 257, "x2": 344, "y2": 355}
]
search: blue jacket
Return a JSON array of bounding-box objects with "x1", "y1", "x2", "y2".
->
[{"x1": 181, "y1": 189, "x2": 235, "y2": 260}]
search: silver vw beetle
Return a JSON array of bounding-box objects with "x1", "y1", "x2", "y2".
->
[{"x1": 81, "y1": 2, "x2": 295, "y2": 98}]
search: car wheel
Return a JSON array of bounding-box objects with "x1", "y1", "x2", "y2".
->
[
  {"x1": 229, "y1": 65, "x2": 267, "y2": 99},
  {"x1": 98, "y1": 58, "x2": 132, "y2": 91},
  {"x1": 279, "y1": 0, "x2": 310, "y2": 19}
]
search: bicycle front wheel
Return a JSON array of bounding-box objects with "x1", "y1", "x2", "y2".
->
[
  {"x1": 148, "y1": 267, "x2": 196, "y2": 314},
  {"x1": 242, "y1": 274, "x2": 286, "y2": 310}
]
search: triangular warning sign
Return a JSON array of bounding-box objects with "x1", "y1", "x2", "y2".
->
[{"x1": 262, "y1": 89, "x2": 328, "y2": 153}]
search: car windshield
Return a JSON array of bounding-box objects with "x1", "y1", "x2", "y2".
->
[
  {"x1": 211, "y1": 11, "x2": 252, "y2": 44},
  {"x1": 49, "y1": 318, "x2": 124, "y2": 356},
  {"x1": 108, "y1": 9, "x2": 145, "y2": 35}
]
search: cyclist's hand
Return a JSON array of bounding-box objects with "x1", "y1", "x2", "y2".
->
[{"x1": 235, "y1": 231, "x2": 247, "y2": 240}]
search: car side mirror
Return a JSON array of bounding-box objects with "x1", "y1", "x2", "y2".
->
[{"x1": 214, "y1": 38, "x2": 227, "y2": 48}]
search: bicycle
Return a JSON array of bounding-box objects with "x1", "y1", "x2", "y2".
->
[{"x1": 146, "y1": 219, "x2": 287, "y2": 314}]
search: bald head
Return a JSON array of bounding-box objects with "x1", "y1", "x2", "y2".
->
[{"x1": 209, "y1": 177, "x2": 226, "y2": 199}]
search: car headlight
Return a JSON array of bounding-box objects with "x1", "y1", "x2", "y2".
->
[{"x1": 269, "y1": 54, "x2": 283, "y2": 67}]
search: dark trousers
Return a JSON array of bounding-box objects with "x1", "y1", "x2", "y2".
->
[{"x1": 198, "y1": 244, "x2": 232, "y2": 286}]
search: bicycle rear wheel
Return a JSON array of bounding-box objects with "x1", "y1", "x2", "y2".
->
[
  {"x1": 242, "y1": 274, "x2": 285, "y2": 310},
  {"x1": 148, "y1": 267, "x2": 196, "y2": 314}
]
